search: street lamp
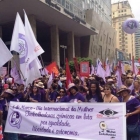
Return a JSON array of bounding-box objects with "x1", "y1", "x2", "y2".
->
[{"x1": 60, "y1": 45, "x2": 67, "y2": 64}]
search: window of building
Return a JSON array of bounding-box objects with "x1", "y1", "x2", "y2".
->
[{"x1": 66, "y1": 1, "x2": 70, "y2": 10}]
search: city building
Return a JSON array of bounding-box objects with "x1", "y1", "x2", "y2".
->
[
  {"x1": 135, "y1": 22, "x2": 140, "y2": 59},
  {"x1": 81, "y1": 0, "x2": 116, "y2": 64},
  {"x1": 0, "y1": 0, "x2": 116, "y2": 67},
  {"x1": 112, "y1": 0, "x2": 135, "y2": 59}
]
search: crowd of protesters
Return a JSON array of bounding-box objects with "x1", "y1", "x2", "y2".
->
[{"x1": 0, "y1": 68, "x2": 140, "y2": 140}]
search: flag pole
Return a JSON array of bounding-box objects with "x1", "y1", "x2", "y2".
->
[
  {"x1": 12, "y1": 57, "x2": 25, "y2": 81},
  {"x1": 7, "y1": 61, "x2": 10, "y2": 76},
  {"x1": 39, "y1": 55, "x2": 47, "y2": 76}
]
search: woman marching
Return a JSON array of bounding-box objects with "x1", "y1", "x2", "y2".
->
[{"x1": 117, "y1": 85, "x2": 140, "y2": 140}]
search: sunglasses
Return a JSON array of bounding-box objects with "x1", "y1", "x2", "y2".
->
[
  {"x1": 127, "y1": 77, "x2": 132, "y2": 79},
  {"x1": 104, "y1": 89, "x2": 110, "y2": 91},
  {"x1": 60, "y1": 91, "x2": 64, "y2": 93}
]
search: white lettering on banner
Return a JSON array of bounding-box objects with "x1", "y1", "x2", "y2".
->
[{"x1": 5, "y1": 102, "x2": 126, "y2": 140}]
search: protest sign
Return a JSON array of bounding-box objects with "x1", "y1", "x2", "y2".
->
[
  {"x1": 80, "y1": 62, "x2": 89, "y2": 77},
  {"x1": 5, "y1": 102, "x2": 126, "y2": 140}
]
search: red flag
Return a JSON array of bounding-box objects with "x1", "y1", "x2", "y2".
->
[
  {"x1": 103, "y1": 61, "x2": 106, "y2": 70},
  {"x1": 66, "y1": 58, "x2": 72, "y2": 88},
  {"x1": 46, "y1": 62, "x2": 59, "y2": 76},
  {"x1": 73, "y1": 58, "x2": 80, "y2": 76},
  {"x1": 138, "y1": 58, "x2": 140, "y2": 64}
]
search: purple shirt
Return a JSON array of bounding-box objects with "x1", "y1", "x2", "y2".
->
[
  {"x1": 30, "y1": 93, "x2": 41, "y2": 102},
  {"x1": 131, "y1": 89, "x2": 140, "y2": 97},
  {"x1": 56, "y1": 96, "x2": 67, "y2": 102},
  {"x1": 50, "y1": 91, "x2": 58, "y2": 101},
  {"x1": 38, "y1": 88, "x2": 46, "y2": 102},
  {"x1": 14, "y1": 92, "x2": 24, "y2": 101},
  {"x1": 126, "y1": 98, "x2": 140, "y2": 125},
  {"x1": 66, "y1": 92, "x2": 85, "y2": 102},
  {"x1": 88, "y1": 94, "x2": 100, "y2": 103},
  {"x1": 0, "y1": 98, "x2": 18, "y2": 120}
]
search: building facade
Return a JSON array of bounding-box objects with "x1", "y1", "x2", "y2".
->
[
  {"x1": 112, "y1": 0, "x2": 135, "y2": 59},
  {"x1": 0, "y1": 0, "x2": 116, "y2": 67},
  {"x1": 135, "y1": 23, "x2": 140, "y2": 59}
]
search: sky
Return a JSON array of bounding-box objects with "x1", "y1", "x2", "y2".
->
[{"x1": 111, "y1": 0, "x2": 140, "y2": 20}]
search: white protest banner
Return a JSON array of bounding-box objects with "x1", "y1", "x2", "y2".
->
[
  {"x1": 0, "y1": 67, "x2": 7, "y2": 76},
  {"x1": 5, "y1": 102, "x2": 126, "y2": 140}
]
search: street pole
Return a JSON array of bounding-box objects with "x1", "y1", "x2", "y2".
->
[
  {"x1": 64, "y1": 47, "x2": 65, "y2": 64},
  {"x1": 60, "y1": 45, "x2": 67, "y2": 66}
]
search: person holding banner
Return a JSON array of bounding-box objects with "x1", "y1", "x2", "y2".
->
[
  {"x1": 118, "y1": 85, "x2": 140, "y2": 140},
  {"x1": 29, "y1": 86, "x2": 41, "y2": 102},
  {"x1": 102, "y1": 84, "x2": 119, "y2": 103},
  {"x1": 86, "y1": 81, "x2": 103, "y2": 102},
  {"x1": 66, "y1": 83, "x2": 85, "y2": 103},
  {"x1": 24, "y1": 86, "x2": 32, "y2": 102},
  {"x1": 131, "y1": 80, "x2": 140, "y2": 97},
  {"x1": 48, "y1": 84, "x2": 58, "y2": 102},
  {"x1": 36, "y1": 82, "x2": 46, "y2": 102},
  {"x1": 0, "y1": 89, "x2": 19, "y2": 140},
  {"x1": 56, "y1": 88, "x2": 67, "y2": 102}
]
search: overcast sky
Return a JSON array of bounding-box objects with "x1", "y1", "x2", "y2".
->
[
  {"x1": 111, "y1": 0, "x2": 140, "y2": 20},
  {"x1": 128, "y1": 0, "x2": 140, "y2": 20}
]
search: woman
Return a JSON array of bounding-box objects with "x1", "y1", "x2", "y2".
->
[
  {"x1": 86, "y1": 81, "x2": 103, "y2": 102},
  {"x1": 24, "y1": 86, "x2": 32, "y2": 102},
  {"x1": 118, "y1": 85, "x2": 140, "y2": 140},
  {"x1": 48, "y1": 84, "x2": 58, "y2": 102},
  {"x1": 79, "y1": 86, "x2": 87, "y2": 100},
  {"x1": 29, "y1": 86, "x2": 41, "y2": 102},
  {"x1": 102, "y1": 84, "x2": 119, "y2": 102},
  {"x1": 36, "y1": 82, "x2": 46, "y2": 102},
  {"x1": 66, "y1": 83, "x2": 85, "y2": 103},
  {"x1": 56, "y1": 88, "x2": 67, "y2": 102},
  {"x1": 0, "y1": 89, "x2": 18, "y2": 140},
  {"x1": 131, "y1": 80, "x2": 140, "y2": 97}
]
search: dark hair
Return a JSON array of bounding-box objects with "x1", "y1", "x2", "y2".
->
[
  {"x1": 104, "y1": 84, "x2": 112, "y2": 89},
  {"x1": 69, "y1": 86, "x2": 78, "y2": 96},
  {"x1": 87, "y1": 81, "x2": 103, "y2": 102},
  {"x1": 79, "y1": 86, "x2": 86, "y2": 93},
  {"x1": 32, "y1": 86, "x2": 39, "y2": 94},
  {"x1": 59, "y1": 87, "x2": 67, "y2": 96},
  {"x1": 51, "y1": 84, "x2": 57, "y2": 90},
  {"x1": 74, "y1": 79, "x2": 80, "y2": 85},
  {"x1": 104, "y1": 84, "x2": 115, "y2": 95}
]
